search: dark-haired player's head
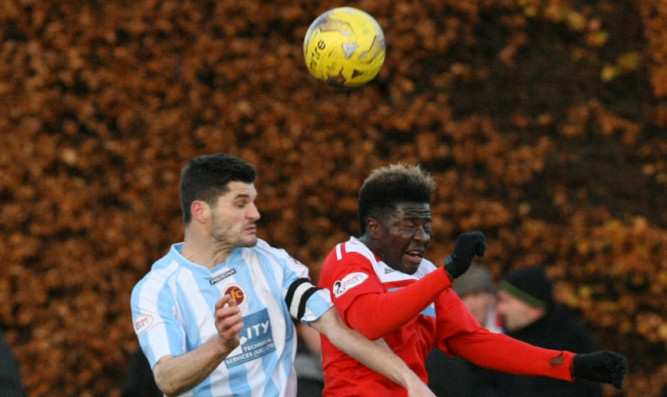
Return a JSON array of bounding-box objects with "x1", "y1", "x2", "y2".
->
[
  {"x1": 358, "y1": 164, "x2": 436, "y2": 274},
  {"x1": 358, "y1": 163, "x2": 435, "y2": 234},
  {"x1": 179, "y1": 153, "x2": 256, "y2": 226}
]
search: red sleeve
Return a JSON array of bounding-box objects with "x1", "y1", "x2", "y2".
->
[
  {"x1": 446, "y1": 328, "x2": 575, "y2": 382},
  {"x1": 345, "y1": 268, "x2": 453, "y2": 339},
  {"x1": 427, "y1": 289, "x2": 485, "y2": 358}
]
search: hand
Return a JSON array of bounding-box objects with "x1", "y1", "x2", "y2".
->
[
  {"x1": 214, "y1": 295, "x2": 245, "y2": 354},
  {"x1": 572, "y1": 351, "x2": 628, "y2": 389},
  {"x1": 444, "y1": 231, "x2": 487, "y2": 279}
]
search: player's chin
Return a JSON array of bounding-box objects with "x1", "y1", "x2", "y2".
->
[
  {"x1": 240, "y1": 235, "x2": 258, "y2": 247},
  {"x1": 401, "y1": 259, "x2": 421, "y2": 275}
]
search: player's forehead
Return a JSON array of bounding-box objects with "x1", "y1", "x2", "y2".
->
[
  {"x1": 220, "y1": 181, "x2": 257, "y2": 200},
  {"x1": 393, "y1": 202, "x2": 431, "y2": 219}
]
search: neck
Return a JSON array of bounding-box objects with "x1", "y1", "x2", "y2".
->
[
  {"x1": 359, "y1": 235, "x2": 383, "y2": 262},
  {"x1": 359, "y1": 235, "x2": 373, "y2": 250},
  {"x1": 181, "y1": 229, "x2": 233, "y2": 269}
]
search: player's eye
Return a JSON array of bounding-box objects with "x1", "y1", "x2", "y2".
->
[
  {"x1": 423, "y1": 222, "x2": 432, "y2": 234},
  {"x1": 400, "y1": 223, "x2": 417, "y2": 233},
  {"x1": 235, "y1": 199, "x2": 249, "y2": 208}
]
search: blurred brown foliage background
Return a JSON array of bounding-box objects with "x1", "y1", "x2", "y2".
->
[{"x1": 0, "y1": 0, "x2": 665, "y2": 396}]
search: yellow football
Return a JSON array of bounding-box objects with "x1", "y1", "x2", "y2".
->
[{"x1": 303, "y1": 7, "x2": 386, "y2": 88}]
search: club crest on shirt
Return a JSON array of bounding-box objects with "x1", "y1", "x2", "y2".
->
[
  {"x1": 224, "y1": 284, "x2": 247, "y2": 308},
  {"x1": 333, "y1": 272, "x2": 369, "y2": 298}
]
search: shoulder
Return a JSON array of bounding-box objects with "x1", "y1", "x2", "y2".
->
[
  {"x1": 546, "y1": 306, "x2": 596, "y2": 350},
  {"x1": 252, "y1": 238, "x2": 291, "y2": 259},
  {"x1": 243, "y1": 238, "x2": 295, "y2": 265},
  {"x1": 558, "y1": 307, "x2": 594, "y2": 335},
  {"x1": 131, "y1": 255, "x2": 180, "y2": 300},
  {"x1": 324, "y1": 237, "x2": 375, "y2": 265},
  {"x1": 321, "y1": 238, "x2": 376, "y2": 280},
  {"x1": 551, "y1": 307, "x2": 591, "y2": 332},
  {"x1": 319, "y1": 238, "x2": 377, "y2": 287},
  {"x1": 250, "y1": 238, "x2": 310, "y2": 278}
]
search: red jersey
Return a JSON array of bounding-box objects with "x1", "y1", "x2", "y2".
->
[{"x1": 318, "y1": 237, "x2": 575, "y2": 396}]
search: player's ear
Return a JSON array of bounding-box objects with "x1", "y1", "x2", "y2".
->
[
  {"x1": 190, "y1": 200, "x2": 210, "y2": 224},
  {"x1": 366, "y1": 217, "x2": 380, "y2": 238}
]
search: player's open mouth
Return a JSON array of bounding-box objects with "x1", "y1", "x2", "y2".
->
[{"x1": 405, "y1": 250, "x2": 423, "y2": 263}]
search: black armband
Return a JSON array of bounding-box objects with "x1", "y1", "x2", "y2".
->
[{"x1": 285, "y1": 278, "x2": 321, "y2": 321}]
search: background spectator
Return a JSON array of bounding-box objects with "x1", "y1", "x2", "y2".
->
[
  {"x1": 485, "y1": 264, "x2": 603, "y2": 396},
  {"x1": 0, "y1": 329, "x2": 27, "y2": 397},
  {"x1": 451, "y1": 263, "x2": 501, "y2": 333}
]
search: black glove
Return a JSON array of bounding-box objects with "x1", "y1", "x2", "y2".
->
[
  {"x1": 444, "y1": 231, "x2": 487, "y2": 279},
  {"x1": 572, "y1": 351, "x2": 628, "y2": 389}
]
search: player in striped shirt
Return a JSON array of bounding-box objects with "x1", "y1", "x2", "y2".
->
[
  {"x1": 318, "y1": 163, "x2": 628, "y2": 396},
  {"x1": 130, "y1": 153, "x2": 434, "y2": 397}
]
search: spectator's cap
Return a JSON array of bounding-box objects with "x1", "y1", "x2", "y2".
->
[
  {"x1": 453, "y1": 264, "x2": 496, "y2": 297},
  {"x1": 498, "y1": 264, "x2": 553, "y2": 309}
]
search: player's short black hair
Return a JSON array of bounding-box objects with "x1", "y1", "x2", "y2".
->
[
  {"x1": 179, "y1": 153, "x2": 256, "y2": 225},
  {"x1": 358, "y1": 163, "x2": 436, "y2": 234}
]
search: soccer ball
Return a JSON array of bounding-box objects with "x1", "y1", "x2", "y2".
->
[{"x1": 303, "y1": 7, "x2": 386, "y2": 88}]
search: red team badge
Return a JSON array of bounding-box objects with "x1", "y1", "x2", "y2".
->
[{"x1": 224, "y1": 284, "x2": 246, "y2": 307}]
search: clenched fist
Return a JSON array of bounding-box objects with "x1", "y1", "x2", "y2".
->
[
  {"x1": 444, "y1": 231, "x2": 487, "y2": 280},
  {"x1": 572, "y1": 351, "x2": 628, "y2": 389}
]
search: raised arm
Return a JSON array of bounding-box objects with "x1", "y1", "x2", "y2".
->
[
  {"x1": 345, "y1": 267, "x2": 452, "y2": 339},
  {"x1": 344, "y1": 232, "x2": 486, "y2": 339}
]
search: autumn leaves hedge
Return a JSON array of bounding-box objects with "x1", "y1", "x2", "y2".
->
[{"x1": 0, "y1": 1, "x2": 665, "y2": 396}]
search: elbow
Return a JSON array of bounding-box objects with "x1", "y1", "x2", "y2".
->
[
  {"x1": 154, "y1": 377, "x2": 177, "y2": 397},
  {"x1": 154, "y1": 366, "x2": 182, "y2": 397},
  {"x1": 155, "y1": 379, "x2": 181, "y2": 397}
]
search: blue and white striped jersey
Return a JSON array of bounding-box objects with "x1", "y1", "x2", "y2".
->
[{"x1": 131, "y1": 239, "x2": 332, "y2": 397}]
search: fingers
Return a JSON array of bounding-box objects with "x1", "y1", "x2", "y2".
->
[
  {"x1": 214, "y1": 295, "x2": 245, "y2": 346},
  {"x1": 611, "y1": 354, "x2": 628, "y2": 389},
  {"x1": 215, "y1": 294, "x2": 234, "y2": 310},
  {"x1": 474, "y1": 232, "x2": 487, "y2": 256},
  {"x1": 455, "y1": 231, "x2": 487, "y2": 257},
  {"x1": 215, "y1": 296, "x2": 242, "y2": 325}
]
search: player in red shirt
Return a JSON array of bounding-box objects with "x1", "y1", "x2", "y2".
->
[{"x1": 318, "y1": 163, "x2": 628, "y2": 396}]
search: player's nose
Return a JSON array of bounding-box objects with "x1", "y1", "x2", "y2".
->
[{"x1": 247, "y1": 202, "x2": 261, "y2": 221}]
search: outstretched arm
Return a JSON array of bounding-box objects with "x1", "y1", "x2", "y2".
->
[
  {"x1": 346, "y1": 267, "x2": 452, "y2": 339},
  {"x1": 345, "y1": 232, "x2": 487, "y2": 339},
  {"x1": 310, "y1": 308, "x2": 435, "y2": 397},
  {"x1": 446, "y1": 328, "x2": 628, "y2": 389},
  {"x1": 447, "y1": 327, "x2": 576, "y2": 381}
]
